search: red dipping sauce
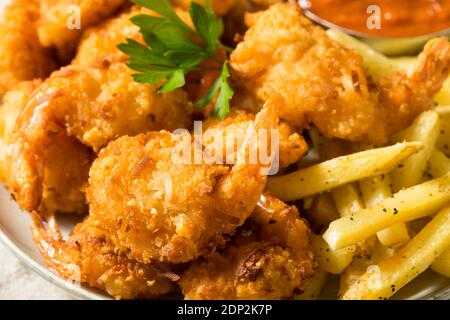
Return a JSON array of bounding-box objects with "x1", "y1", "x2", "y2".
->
[{"x1": 304, "y1": 0, "x2": 450, "y2": 37}]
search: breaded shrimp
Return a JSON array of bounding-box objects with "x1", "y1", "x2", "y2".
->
[
  {"x1": 203, "y1": 108, "x2": 308, "y2": 169},
  {"x1": 37, "y1": 0, "x2": 127, "y2": 62},
  {"x1": 230, "y1": 3, "x2": 450, "y2": 143},
  {"x1": 0, "y1": 0, "x2": 56, "y2": 96},
  {"x1": 87, "y1": 105, "x2": 278, "y2": 263},
  {"x1": 179, "y1": 193, "x2": 315, "y2": 299},
  {"x1": 0, "y1": 81, "x2": 92, "y2": 214},
  {"x1": 9, "y1": 62, "x2": 191, "y2": 213},
  {"x1": 0, "y1": 81, "x2": 42, "y2": 184},
  {"x1": 72, "y1": 6, "x2": 144, "y2": 67},
  {"x1": 32, "y1": 214, "x2": 177, "y2": 299}
]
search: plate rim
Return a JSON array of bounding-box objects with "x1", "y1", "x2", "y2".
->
[{"x1": 0, "y1": 222, "x2": 109, "y2": 300}]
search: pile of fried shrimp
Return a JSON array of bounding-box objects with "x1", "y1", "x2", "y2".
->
[{"x1": 0, "y1": 0, "x2": 449, "y2": 300}]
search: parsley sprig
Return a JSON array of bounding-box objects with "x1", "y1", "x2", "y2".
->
[{"x1": 118, "y1": 0, "x2": 234, "y2": 119}]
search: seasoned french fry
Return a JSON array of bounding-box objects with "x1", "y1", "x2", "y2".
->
[
  {"x1": 338, "y1": 257, "x2": 371, "y2": 299},
  {"x1": 436, "y1": 109, "x2": 450, "y2": 157},
  {"x1": 305, "y1": 192, "x2": 339, "y2": 232},
  {"x1": 341, "y1": 207, "x2": 450, "y2": 300},
  {"x1": 359, "y1": 175, "x2": 410, "y2": 247},
  {"x1": 431, "y1": 248, "x2": 450, "y2": 278},
  {"x1": 332, "y1": 183, "x2": 364, "y2": 217},
  {"x1": 311, "y1": 233, "x2": 354, "y2": 274},
  {"x1": 266, "y1": 142, "x2": 423, "y2": 201},
  {"x1": 295, "y1": 268, "x2": 329, "y2": 300},
  {"x1": 323, "y1": 173, "x2": 450, "y2": 250},
  {"x1": 390, "y1": 110, "x2": 441, "y2": 192},
  {"x1": 332, "y1": 183, "x2": 375, "y2": 258},
  {"x1": 326, "y1": 29, "x2": 405, "y2": 81},
  {"x1": 427, "y1": 149, "x2": 450, "y2": 179},
  {"x1": 339, "y1": 240, "x2": 397, "y2": 299}
]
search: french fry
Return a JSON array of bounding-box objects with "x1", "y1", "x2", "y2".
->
[
  {"x1": 311, "y1": 233, "x2": 354, "y2": 274},
  {"x1": 323, "y1": 173, "x2": 450, "y2": 250},
  {"x1": 326, "y1": 29, "x2": 405, "y2": 81},
  {"x1": 302, "y1": 196, "x2": 315, "y2": 210},
  {"x1": 338, "y1": 257, "x2": 371, "y2": 299},
  {"x1": 305, "y1": 192, "x2": 339, "y2": 232},
  {"x1": 427, "y1": 149, "x2": 450, "y2": 179},
  {"x1": 431, "y1": 248, "x2": 450, "y2": 278},
  {"x1": 266, "y1": 142, "x2": 423, "y2": 201},
  {"x1": 339, "y1": 240, "x2": 397, "y2": 299},
  {"x1": 332, "y1": 183, "x2": 364, "y2": 217},
  {"x1": 390, "y1": 110, "x2": 441, "y2": 192},
  {"x1": 341, "y1": 206, "x2": 450, "y2": 300},
  {"x1": 359, "y1": 175, "x2": 410, "y2": 247},
  {"x1": 295, "y1": 268, "x2": 329, "y2": 300},
  {"x1": 332, "y1": 183, "x2": 375, "y2": 258},
  {"x1": 436, "y1": 108, "x2": 450, "y2": 157}
]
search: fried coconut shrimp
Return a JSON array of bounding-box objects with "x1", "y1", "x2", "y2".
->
[
  {"x1": 87, "y1": 105, "x2": 278, "y2": 263},
  {"x1": 32, "y1": 214, "x2": 177, "y2": 299},
  {"x1": 0, "y1": 81, "x2": 92, "y2": 214},
  {"x1": 9, "y1": 62, "x2": 191, "y2": 213},
  {"x1": 0, "y1": 0, "x2": 56, "y2": 96},
  {"x1": 230, "y1": 3, "x2": 450, "y2": 143},
  {"x1": 37, "y1": 0, "x2": 128, "y2": 61},
  {"x1": 179, "y1": 193, "x2": 315, "y2": 299},
  {"x1": 73, "y1": 6, "x2": 145, "y2": 67},
  {"x1": 203, "y1": 108, "x2": 308, "y2": 169}
]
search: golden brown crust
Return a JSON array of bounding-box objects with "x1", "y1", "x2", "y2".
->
[
  {"x1": 32, "y1": 214, "x2": 177, "y2": 299},
  {"x1": 0, "y1": 81, "x2": 92, "y2": 214},
  {"x1": 180, "y1": 193, "x2": 315, "y2": 299},
  {"x1": 0, "y1": 0, "x2": 56, "y2": 96}
]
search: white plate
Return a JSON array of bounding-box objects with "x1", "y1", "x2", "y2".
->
[{"x1": 0, "y1": 0, "x2": 448, "y2": 300}]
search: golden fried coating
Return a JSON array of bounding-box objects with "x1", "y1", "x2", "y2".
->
[
  {"x1": 0, "y1": 81, "x2": 92, "y2": 214},
  {"x1": 73, "y1": 6, "x2": 143, "y2": 67},
  {"x1": 0, "y1": 0, "x2": 56, "y2": 96},
  {"x1": 8, "y1": 62, "x2": 191, "y2": 213},
  {"x1": 37, "y1": 0, "x2": 127, "y2": 61},
  {"x1": 179, "y1": 193, "x2": 315, "y2": 299},
  {"x1": 377, "y1": 38, "x2": 450, "y2": 136},
  {"x1": 230, "y1": 3, "x2": 450, "y2": 143},
  {"x1": 0, "y1": 81, "x2": 41, "y2": 184},
  {"x1": 32, "y1": 214, "x2": 177, "y2": 299},
  {"x1": 203, "y1": 108, "x2": 308, "y2": 169},
  {"x1": 87, "y1": 105, "x2": 278, "y2": 263}
]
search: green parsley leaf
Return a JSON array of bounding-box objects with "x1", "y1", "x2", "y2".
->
[
  {"x1": 132, "y1": 0, "x2": 189, "y2": 31},
  {"x1": 197, "y1": 62, "x2": 233, "y2": 120},
  {"x1": 159, "y1": 69, "x2": 186, "y2": 93},
  {"x1": 119, "y1": 0, "x2": 234, "y2": 119}
]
